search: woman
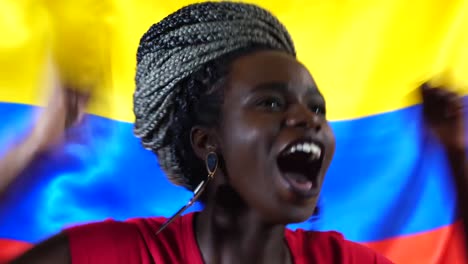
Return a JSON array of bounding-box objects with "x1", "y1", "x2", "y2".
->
[{"x1": 12, "y1": 2, "x2": 466, "y2": 263}]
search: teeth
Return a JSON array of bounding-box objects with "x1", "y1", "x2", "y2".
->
[{"x1": 286, "y1": 141, "x2": 322, "y2": 160}]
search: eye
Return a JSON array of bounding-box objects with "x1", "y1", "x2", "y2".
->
[
  {"x1": 256, "y1": 96, "x2": 286, "y2": 111},
  {"x1": 309, "y1": 104, "x2": 326, "y2": 116}
]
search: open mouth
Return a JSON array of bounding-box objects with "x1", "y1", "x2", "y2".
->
[{"x1": 277, "y1": 139, "x2": 324, "y2": 197}]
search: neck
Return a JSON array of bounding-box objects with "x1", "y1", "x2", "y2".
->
[{"x1": 195, "y1": 185, "x2": 291, "y2": 264}]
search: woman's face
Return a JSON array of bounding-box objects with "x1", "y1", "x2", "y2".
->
[{"x1": 216, "y1": 50, "x2": 335, "y2": 224}]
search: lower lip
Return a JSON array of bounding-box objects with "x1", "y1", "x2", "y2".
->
[{"x1": 280, "y1": 172, "x2": 320, "y2": 199}]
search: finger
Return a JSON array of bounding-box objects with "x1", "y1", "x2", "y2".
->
[
  {"x1": 424, "y1": 86, "x2": 453, "y2": 106},
  {"x1": 420, "y1": 82, "x2": 444, "y2": 93},
  {"x1": 422, "y1": 82, "x2": 460, "y2": 97},
  {"x1": 65, "y1": 87, "x2": 91, "y2": 127},
  {"x1": 421, "y1": 82, "x2": 443, "y2": 105},
  {"x1": 75, "y1": 93, "x2": 89, "y2": 124},
  {"x1": 420, "y1": 82, "x2": 431, "y2": 100},
  {"x1": 444, "y1": 94, "x2": 464, "y2": 119},
  {"x1": 422, "y1": 88, "x2": 441, "y2": 110},
  {"x1": 428, "y1": 91, "x2": 463, "y2": 120},
  {"x1": 64, "y1": 85, "x2": 92, "y2": 104},
  {"x1": 421, "y1": 82, "x2": 432, "y2": 92},
  {"x1": 73, "y1": 95, "x2": 87, "y2": 125},
  {"x1": 422, "y1": 90, "x2": 447, "y2": 122},
  {"x1": 64, "y1": 89, "x2": 79, "y2": 129}
]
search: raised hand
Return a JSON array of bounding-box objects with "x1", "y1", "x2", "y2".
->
[
  {"x1": 31, "y1": 85, "x2": 89, "y2": 152},
  {"x1": 422, "y1": 82, "x2": 467, "y2": 254},
  {"x1": 0, "y1": 84, "x2": 89, "y2": 196},
  {"x1": 421, "y1": 82, "x2": 465, "y2": 150}
]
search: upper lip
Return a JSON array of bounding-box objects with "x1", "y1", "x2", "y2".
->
[
  {"x1": 277, "y1": 136, "x2": 325, "y2": 159},
  {"x1": 275, "y1": 135, "x2": 326, "y2": 189}
]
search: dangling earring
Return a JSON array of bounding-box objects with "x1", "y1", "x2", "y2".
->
[{"x1": 156, "y1": 152, "x2": 218, "y2": 234}]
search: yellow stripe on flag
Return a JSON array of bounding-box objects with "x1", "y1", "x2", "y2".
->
[{"x1": 0, "y1": 0, "x2": 467, "y2": 122}]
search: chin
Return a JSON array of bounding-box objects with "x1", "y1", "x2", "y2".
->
[
  {"x1": 274, "y1": 200, "x2": 318, "y2": 225},
  {"x1": 286, "y1": 209, "x2": 316, "y2": 224}
]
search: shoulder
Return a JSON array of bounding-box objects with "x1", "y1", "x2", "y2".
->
[
  {"x1": 65, "y1": 217, "x2": 160, "y2": 244},
  {"x1": 10, "y1": 232, "x2": 70, "y2": 264},
  {"x1": 64, "y1": 216, "x2": 167, "y2": 263},
  {"x1": 64, "y1": 214, "x2": 195, "y2": 263},
  {"x1": 287, "y1": 229, "x2": 394, "y2": 264}
]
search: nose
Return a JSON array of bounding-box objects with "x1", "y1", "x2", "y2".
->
[{"x1": 284, "y1": 103, "x2": 322, "y2": 132}]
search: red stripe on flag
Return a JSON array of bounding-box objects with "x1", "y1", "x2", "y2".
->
[
  {"x1": 0, "y1": 239, "x2": 32, "y2": 263},
  {"x1": 363, "y1": 221, "x2": 467, "y2": 264}
]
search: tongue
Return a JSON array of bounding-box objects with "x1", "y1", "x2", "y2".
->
[{"x1": 284, "y1": 172, "x2": 313, "y2": 191}]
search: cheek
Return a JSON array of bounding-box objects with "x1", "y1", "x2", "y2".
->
[
  {"x1": 323, "y1": 124, "x2": 336, "y2": 163},
  {"x1": 220, "y1": 113, "x2": 275, "y2": 183},
  {"x1": 223, "y1": 120, "x2": 262, "y2": 169}
]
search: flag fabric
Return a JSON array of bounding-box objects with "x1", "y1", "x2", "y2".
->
[{"x1": 0, "y1": 1, "x2": 467, "y2": 263}]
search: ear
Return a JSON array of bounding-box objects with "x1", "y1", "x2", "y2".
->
[{"x1": 190, "y1": 126, "x2": 218, "y2": 160}]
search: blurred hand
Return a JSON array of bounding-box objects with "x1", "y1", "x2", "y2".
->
[
  {"x1": 421, "y1": 82, "x2": 466, "y2": 150},
  {"x1": 30, "y1": 85, "x2": 89, "y2": 152}
]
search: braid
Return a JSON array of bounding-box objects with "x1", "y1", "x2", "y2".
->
[{"x1": 134, "y1": 1, "x2": 296, "y2": 190}]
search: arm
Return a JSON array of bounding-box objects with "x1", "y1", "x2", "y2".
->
[
  {"x1": 0, "y1": 87, "x2": 87, "y2": 197},
  {"x1": 10, "y1": 233, "x2": 71, "y2": 264},
  {"x1": 445, "y1": 146, "x2": 468, "y2": 248},
  {"x1": 0, "y1": 134, "x2": 43, "y2": 196},
  {"x1": 421, "y1": 83, "x2": 467, "y2": 252}
]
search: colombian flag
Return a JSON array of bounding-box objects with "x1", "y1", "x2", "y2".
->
[{"x1": 0, "y1": 0, "x2": 467, "y2": 263}]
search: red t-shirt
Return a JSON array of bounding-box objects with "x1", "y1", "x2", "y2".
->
[{"x1": 65, "y1": 213, "x2": 393, "y2": 264}]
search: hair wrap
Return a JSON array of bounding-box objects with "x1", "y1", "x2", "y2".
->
[{"x1": 134, "y1": 1, "x2": 296, "y2": 188}]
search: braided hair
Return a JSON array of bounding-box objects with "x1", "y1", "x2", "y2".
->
[{"x1": 134, "y1": 1, "x2": 296, "y2": 191}]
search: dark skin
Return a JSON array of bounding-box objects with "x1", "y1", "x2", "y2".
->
[
  {"x1": 421, "y1": 84, "x2": 467, "y2": 253},
  {"x1": 192, "y1": 50, "x2": 335, "y2": 264},
  {"x1": 11, "y1": 50, "x2": 467, "y2": 263}
]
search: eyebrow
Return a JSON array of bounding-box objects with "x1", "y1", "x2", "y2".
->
[
  {"x1": 252, "y1": 82, "x2": 322, "y2": 98},
  {"x1": 252, "y1": 82, "x2": 288, "y2": 94}
]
